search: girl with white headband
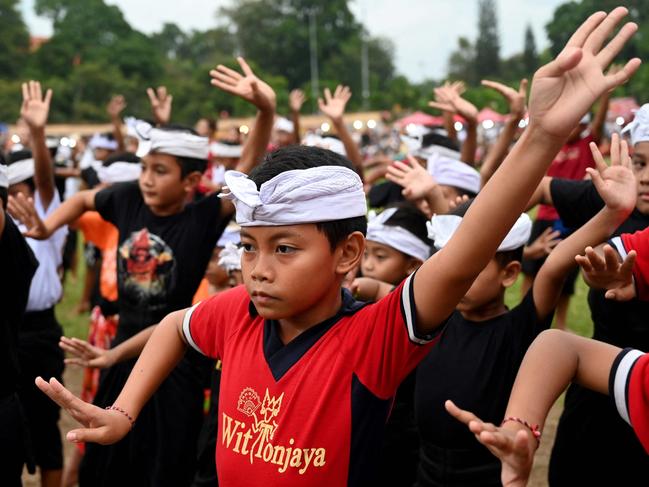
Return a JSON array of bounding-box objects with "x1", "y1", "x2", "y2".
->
[{"x1": 27, "y1": 9, "x2": 640, "y2": 486}]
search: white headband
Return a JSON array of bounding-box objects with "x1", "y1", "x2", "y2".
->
[
  {"x1": 302, "y1": 134, "x2": 347, "y2": 156},
  {"x1": 219, "y1": 166, "x2": 367, "y2": 227},
  {"x1": 366, "y1": 208, "x2": 430, "y2": 262},
  {"x1": 428, "y1": 213, "x2": 532, "y2": 251},
  {"x1": 275, "y1": 117, "x2": 294, "y2": 133},
  {"x1": 622, "y1": 103, "x2": 649, "y2": 146},
  {"x1": 427, "y1": 154, "x2": 480, "y2": 194},
  {"x1": 127, "y1": 118, "x2": 209, "y2": 160},
  {"x1": 96, "y1": 161, "x2": 142, "y2": 184},
  {"x1": 217, "y1": 223, "x2": 241, "y2": 248},
  {"x1": 401, "y1": 134, "x2": 461, "y2": 161},
  {"x1": 218, "y1": 242, "x2": 243, "y2": 273},
  {"x1": 8, "y1": 158, "x2": 35, "y2": 185},
  {"x1": 211, "y1": 142, "x2": 243, "y2": 158},
  {"x1": 89, "y1": 134, "x2": 118, "y2": 151},
  {"x1": 0, "y1": 164, "x2": 7, "y2": 189}
]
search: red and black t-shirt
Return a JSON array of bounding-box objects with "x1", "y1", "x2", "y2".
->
[
  {"x1": 610, "y1": 348, "x2": 649, "y2": 454},
  {"x1": 182, "y1": 274, "x2": 441, "y2": 486},
  {"x1": 610, "y1": 227, "x2": 649, "y2": 302}
]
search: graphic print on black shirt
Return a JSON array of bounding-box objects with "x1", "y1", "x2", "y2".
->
[{"x1": 118, "y1": 228, "x2": 175, "y2": 312}]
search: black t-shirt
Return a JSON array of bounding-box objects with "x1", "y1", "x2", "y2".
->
[
  {"x1": 0, "y1": 215, "x2": 38, "y2": 397},
  {"x1": 414, "y1": 290, "x2": 552, "y2": 451},
  {"x1": 551, "y1": 179, "x2": 649, "y2": 349},
  {"x1": 95, "y1": 182, "x2": 229, "y2": 341}
]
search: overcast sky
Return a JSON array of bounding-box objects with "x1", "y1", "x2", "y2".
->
[{"x1": 21, "y1": 0, "x2": 566, "y2": 82}]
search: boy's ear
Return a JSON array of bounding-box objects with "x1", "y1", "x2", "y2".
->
[
  {"x1": 183, "y1": 171, "x2": 203, "y2": 192},
  {"x1": 501, "y1": 260, "x2": 522, "y2": 288},
  {"x1": 335, "y1": 231, "x2": 365, "y2": 276}
]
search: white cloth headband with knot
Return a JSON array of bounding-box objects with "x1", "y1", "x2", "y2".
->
[
  {"x1": 428, "y1": 213, "x2": 532, "y2": 251},
  {"x1": 126, "y1": 118, "x2": 209, "y2": 160},
  {"x1": 622, "y1": 103, "x2": 649, "y2": 146},
  {"x1": 302, "y1": 134, "x2": 347, "y2": 156},
  {"x1": 427, "y1": 153, "x2": 481, "y2": 195},
  {"x1": 8, "y1": 158, "x2": 35, "y2": 185},
  {"x1": 95, "y1": 161, "x2": 142, "y2": 184},
  {"x1": 366, "y1": 208, "x2": 430, "y2": 262},
  {"x1": 219, "y1": 166, "x2": 367, "y2": 227},
  {"x1": 89, "y1": 134, "x2": 118, "y2": 151},
  {"x1": 0, "y1": 164, "x2": 8, "y2": 189},
  {"x1": 218, "y1": 242, "x2": 244, "y2": 273}
]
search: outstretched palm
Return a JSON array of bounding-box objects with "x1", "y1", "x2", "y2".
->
[
  {"x1": 318, "y1": 85, "x2": 351, "y2": 122},
  {"x1": 528, "y1": 8, "x2": 640, "y2": 139},
  {"x1": 21, "y1": 80, "x2": 52, "y2": 130},
  {"x1": 210, "y1": 57, "x2": 276, "y2": 112}
]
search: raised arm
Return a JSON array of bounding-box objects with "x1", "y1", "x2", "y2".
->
[
  {"x1": 289, "y1": 89, "x2": 305, "y2": 144},
  {"x1": 479, "y1": 79, "x2": 528, "y2": 187},
  {"x1": 533, "y1": 134, "x2": 636, "y2": 318},
  {"x1": 107, "y1": 95, "x2": 127, "y2": 151},
  {"x1": 446, "y1": 329, "x2": 621, "y2": 486},
  {"x1": 21, "y1": 81, "x2": 55, "y2": 210},
  {"x1": 146, "y1": 86, "x2": 173, "y2": 126},
  {"x1": 429, "y1": 83, "x2": 479, "y2": 166},
  {"x1": 385, "y1": 156, "x2": 449, "y2": 216},
  {"x1": 210, "y1": 57, "x2": 277, "y2": 177},
  {"x1": 590, "y1": 66, "x2": 620, "y2": 144},
  {"x1": 413, "y1": 7, "x2": 640, "y2": 333},
  {"x1": 319, "y1": 85, "x2": 364, "y2": 178},
  {"x1": 577, "y1": 243, "x2": 637, "y2": 301},
  {"x1": 8, "y1": 188, "x2": 98, "y2": 240},
  {"x1": 35, "y1": 310, "x2": 188, "y2": 444}
]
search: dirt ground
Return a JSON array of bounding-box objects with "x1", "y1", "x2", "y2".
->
[{"x1": 23, "y1": 367, "x2": 562, "y2": 486}]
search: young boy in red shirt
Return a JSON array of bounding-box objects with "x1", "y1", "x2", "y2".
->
[{"x1": 30, "y1": 8, "x2": 640, "y2": 487}]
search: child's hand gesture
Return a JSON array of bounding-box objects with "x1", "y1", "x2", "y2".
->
[
  {"x1": 7, "y1": 192, "x2": 50, "y2": 240},
  {"x1": 527, "y1": 7, "x2": 640, "y2": 140},
  {"x1": 21, "y1": 81, "x2": 52, "y2": 130},
  {"x1": 386, "y1": 156, "x2": 437, "y2": 201},
  {"x1": 481, "y1": 79, "x2": 528, "y2": 119},
  {"x1": 429, "y1": 83, "x2": 478, "y2": 123},
  {"x1": 289, "y1": 89, "x2": 306, "y2": 113},
  {"x1": 60, "y1": 336, "x2": 116, "y2": 369},
  {"x1": 107, "y1": 95, "x2": 127, "y2": 121},
  {"x1": 210, "y1": 57, "x2": 277, "y2": 112},
  {"x1": 35, "y1": 377, "x2": 132, "y2": 445},
  {"x1": 318, "y1": 85, "x2": 351, "y2": 123},
  {"x1": 146, "y1": 86, "x2": 173, "y2": 125},
  {"x1": 576, "y1": 245, "x2": 637, "y2": 301},
  {"x1": 524, "y1": 227, "x2": 561, "y2": 260},
  {"x1": 445, "y1": 400, "x2": 536, "y2": 487},
  {"x1": 587, "y1": 133, "x2": 636, "y2": 214}
]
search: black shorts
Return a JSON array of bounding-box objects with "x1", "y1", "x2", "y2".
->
[
  {"x1": 521, "y1": 219, "x2": 579, "y2": 296},
  {"x1": 0, "y1": 394, "x2": 32, "y2": 486},
  {"x1": 17, "y1": 308, "x2": 64, "y2": 471}
]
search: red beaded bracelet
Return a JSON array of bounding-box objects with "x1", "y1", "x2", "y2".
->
[
  {"x1": 106, "y1": 405, "x2": 135, "y2": 428},
  {"x1": 501, "y1": 416, "x2": 541, "y2": 444}
]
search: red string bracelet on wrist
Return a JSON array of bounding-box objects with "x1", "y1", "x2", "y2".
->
[
  {"x1": 501, "y1": 416, "x2": 541, "y2": 444},
  {"x1": 106, "y1": 405, "x2": 135, "y2": 428}
]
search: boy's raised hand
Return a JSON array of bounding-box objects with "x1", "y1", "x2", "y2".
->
[
  {"x1": 107, "y1": 95, "x2": 127, "y2": 121},
  {"x1": 318, "y1": 85, "x2": 351, "y2": 123},
  {"x1": 577, "y1": 245, "x2": 637, "y2": 301},
  {"x1": 35, "y1": 377, "x2": 132, "y2": 445},
  {"x1": 146, "y1": 86, "x2": 173, "y2": 125},
  {"x1": 445, "y1": 400, "x2": 536, "y2": 487},
  {"x1": 210, "y1": 57, "x2": 276, "y2": 112},
  {"x1": 7, "y1": 192, "x2": 50, "y2": 239},
  {"x1": 289, "y1": 89, "x2": 306, "y2": 113},
  {"x1": 60, "y1": 336, "x2": 116, "y2": 369},
  {"x1": 586, "y1": 133, "x2": 636, "y2": 214},
  {"x1": 482, "y1": 79, "x2": 528, "y2": 118},
  {"x1": 527, "y1": 7, "x2": 639, "y2": 140},
  {"x1": 386, "y1": 156, "x2": 437, "y2": 201},
  {"x1": 429, "y1": 83, "x2": 478, "y2": 123},
  {"x1": 21, "y1": 80, "x2": 52, "y2": 130}
]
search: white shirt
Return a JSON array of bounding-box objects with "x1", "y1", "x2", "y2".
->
[{"x1": 19, "y1": 190, "x2": 68, "y2": 311}]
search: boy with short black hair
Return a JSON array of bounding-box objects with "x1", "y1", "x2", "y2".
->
[{"x1": 28, "y1": 9, "x2": 640, "y2": 486}]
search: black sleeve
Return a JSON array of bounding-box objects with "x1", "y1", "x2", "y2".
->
[
  {"x1": 94, "y1": 182, "x2": 141, "y2": 226},
  {"x1": 550, "y1": 179, "x2": 604, "y2": 229},
  {"x1": 509, "y1": 289, "x2": 554, "y2": 348},
  {"x1": 0, "y1": 216, "x2": 38, "y2": 319}
]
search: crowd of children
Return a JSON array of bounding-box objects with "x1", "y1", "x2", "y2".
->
[{"x1": 2, "y1": 7, "x2": 649, "y2": 487}]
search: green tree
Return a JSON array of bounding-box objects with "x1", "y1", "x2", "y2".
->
[
  {"x1": 0, "y1": 0, "x2": 30, "y2": 79},
  {"x1": 522, "y1": 24, "x2": 538, "y2": 74},
  {"x1": 474, "y1": 0, "x2": 501, "y2": 79},
  {"x1": 447, "y1": 37, "x2": 476, "y2": 84}
]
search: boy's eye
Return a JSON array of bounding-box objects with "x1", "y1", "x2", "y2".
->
[
  {"x1": 241, "y1": 243, "x2": 255, "y2": 253},
  {"x1": 276, "y1": 245, "x2": 296, "y2": 254}
]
